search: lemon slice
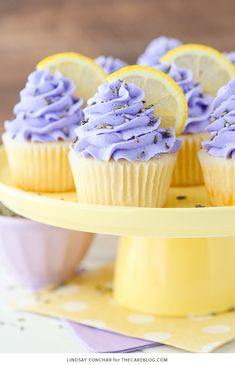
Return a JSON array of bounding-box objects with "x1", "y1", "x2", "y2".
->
[
  {"x1": 37, "y1": 52, "x2": 107, "y2": 104},
  {"x1": 108, "y1": 65, "x2": 188, "y2": 135},
  {"x1": 161, "y1": 44, "x2": 235, "y2": 96}
]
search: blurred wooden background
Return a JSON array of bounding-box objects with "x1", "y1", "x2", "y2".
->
[{"x1": 0, "y1": 0, "x2": 235, "y2": 130}]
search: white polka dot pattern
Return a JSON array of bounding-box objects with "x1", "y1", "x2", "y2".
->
[{"x1": 203, "y1": 325, "x2": 231, "y2": 334}]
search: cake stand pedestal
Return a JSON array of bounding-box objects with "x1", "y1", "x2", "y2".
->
[
  {"x1": 0, "y1": 147, "x2": 235, "y2": 317},
  {"x1": 114, "y1": 236, "x2": 235, "y2": 316}
]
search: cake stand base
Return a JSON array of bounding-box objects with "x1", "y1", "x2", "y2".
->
[{"x1": 114, "y1": 236, "x2": 235, "y2": 317}]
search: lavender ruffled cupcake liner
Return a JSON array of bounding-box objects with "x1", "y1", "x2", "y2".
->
[{"x1": 0, "y1": 216, "x2": 94, "y2": 290}]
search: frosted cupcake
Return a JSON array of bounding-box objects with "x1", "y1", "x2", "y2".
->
[
  {"x1": 137, "y1": 36, "x2": 182, "y2": 66},
  {"x1": 199, "y1": 78, "x2": 235, "y2": 206},
  {"x1": 3, "y1": 69, "x2": 84, "y2": 192},
  {"x1": 95, "y1": 56, "x2": 128, "y2": 74},
  {"x1": 153, "y1": 63, "x2": 213, "y2": 186},
  {"x1": 69, "y1": 79, "x2": 180, "y2": 207}
]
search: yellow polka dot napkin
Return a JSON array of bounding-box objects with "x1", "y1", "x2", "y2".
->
[{"x1": 14, "y1": 265, "x2": 235, "y2": 353}]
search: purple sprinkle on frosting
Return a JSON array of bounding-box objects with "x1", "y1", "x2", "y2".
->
[
  {"x1": 5, "y1": 69, "x2": 84, "y2": 142},
  {"x1": 72, "y1": 79, "x2": 180, "y2": 161}
]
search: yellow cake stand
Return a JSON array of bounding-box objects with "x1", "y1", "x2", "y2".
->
[{"x1": 0, "y1": 147, "x2": 235, "y2": 317}]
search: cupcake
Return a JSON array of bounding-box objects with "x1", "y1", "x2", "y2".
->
[
  {"x1": 2, "y1": 69, "x2": 84, "y2": 192},
  {"x1": 137, "y1": 36, "x2": 182, "y2": 66},
  {"x1": 223, "y1": 51, "x2": 235, "y2": 65},
  {"x1": 95, "y1": 56, "x2": 128, "y2": 74},
  {"x1": 69, "y1": 79, "x2": 180, "y2": 207},
  {"x1": 154, "y1": 63, "x2": 213, "y2": 186},
  {"x1": 199, "y1": 78, "x2": 235, "y2": 206}
]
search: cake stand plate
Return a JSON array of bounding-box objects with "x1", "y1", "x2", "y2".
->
[
  {"x1": 0, "y1": 147, "x2": 235, "y2": 238},
  {"x1": 0, "y1": 147, "x2": 235, "y2": 316}
]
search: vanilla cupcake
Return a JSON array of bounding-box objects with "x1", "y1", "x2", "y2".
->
[
  {"x1": 137, "y1": 36, "x2": 182, "y2": 66},
  {"x1": 199, "y1": 78, "x2": 235, "y2": 206},
  {"x1": 3, "y1": 69, "x2": 84, "y2": 192},
  {"x1": 154, "y1": 63, "x2": 213, "y2": 186},
  {"x1": 69, "y1": 79, "x2": 180, "y2": 207},
  {"x1": 95, "y1": 56, "x2": 128, "y2": 74}
]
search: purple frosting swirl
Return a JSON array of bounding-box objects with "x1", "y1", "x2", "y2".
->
[
  {"x1": 137, "y1": 36, "x2": 182, "y2": 66},
  {"x1": 223, "y1": 51, "x2": 235, "y2": 65},
  {"x1": 5, "y1": 69, "x2": 84, "y2": 142},
  {"x1": 202, "y1": 78, "x2": 235, "y2": 159},
  {"x1": 154, "y1": 63, "x2": 213, "y2": 134},
  {"x1": 95, "y1": 56, "x2": 128, "y2": 74},
  {"x1": 72, "y1": 80, "x2": 180, "y2": 161}
]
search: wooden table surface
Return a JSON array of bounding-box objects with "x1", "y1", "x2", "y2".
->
[{"x1": 0, "y1": 0, "x2": 235, "y2": 130}]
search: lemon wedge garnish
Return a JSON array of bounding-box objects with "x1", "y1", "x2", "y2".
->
[
  {"x1": 108, "y1": 65, "x2": 188, "y2": 135},
  {"x1": 37, "y1": 52, "x2": 107, "y2": 104},
  {"x1": 161, "y1": 44, "x2": 235, "y2": 96}
]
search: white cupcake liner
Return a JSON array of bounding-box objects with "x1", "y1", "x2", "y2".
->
[
  {"x1": 69, "y1": 151, "x2": 177, "y2": 207},
  {"x1": 2, "y1": 133, "x2": 75, "y2": 192}
]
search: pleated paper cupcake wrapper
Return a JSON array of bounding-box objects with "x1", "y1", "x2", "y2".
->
[
  {"x1": 69, "y1": 151, "x2": 177, "y2": 207},
  {"x1": 14, "y1": 265, "x2": 235, "y2": 353},
  {"x1": 199, "y1": 149, "x2": 235, "y2": 206},
  {"x1": 2, "y1": 133, "x2": 75, "y2": 192},
  {"x1": 171, "y1": 133, "x2": 208, "y2": 187},
  {"x1": 0, "y1": 216, "x2": 93, "y2": 290}
]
